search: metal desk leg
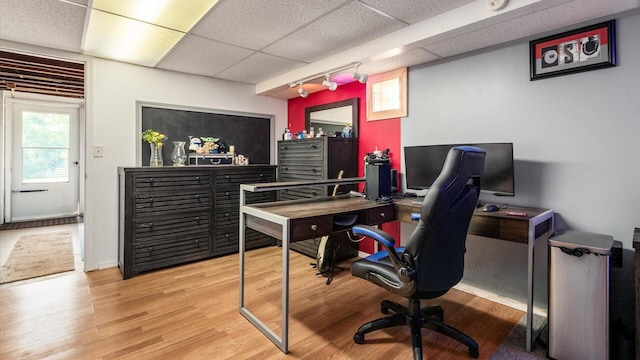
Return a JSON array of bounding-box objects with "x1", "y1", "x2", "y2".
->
[
  {"x1": 239, "y1": 187, "x2": 291, "y2": 353},
  {"x1": 526, "y1": 220, "x2": 535, "y2": 352}
]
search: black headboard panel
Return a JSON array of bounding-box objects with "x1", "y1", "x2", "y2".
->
[{"x1": 141, "y1": 106, "x2": 271, "y2": 165}]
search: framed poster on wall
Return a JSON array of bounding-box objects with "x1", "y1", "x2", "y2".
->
[{"x1": 529, "y1": 20, "x2": 616, "y2": 80}]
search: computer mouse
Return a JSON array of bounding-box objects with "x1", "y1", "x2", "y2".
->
[{"x1": 482, "y1": 204, "x2": 499, "y2": 212}]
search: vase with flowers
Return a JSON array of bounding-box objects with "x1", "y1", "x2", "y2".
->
[{"x1": 141, "y1": 129, "x2": 167, "y2": 167}]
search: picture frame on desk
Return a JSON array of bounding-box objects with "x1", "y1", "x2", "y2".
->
[{"x1": 529, "y1": 20, "x2": 616, "y2": 81}]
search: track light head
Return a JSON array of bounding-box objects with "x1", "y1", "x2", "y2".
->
[
  {"x1": 298, "y1": 84, "x2": 308, "y2": 98},
  {"x1": 322, "y1": 75, "x2": 338, "y2": 91},
  {"x1": 352, "y1": 71, "x2": 368, "y2": 84}
]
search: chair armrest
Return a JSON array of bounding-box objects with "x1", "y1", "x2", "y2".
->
[
  {"x1": 352, "y1": 225, "x2": 405, "y2": 272},
  {"x1": 352, "y1": 225, "x2": 395, "y2": 248}
]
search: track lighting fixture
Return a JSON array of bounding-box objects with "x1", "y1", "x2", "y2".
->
[
  {"x1": 297, "y1": 83, "x2": 308, "y2": 98},
  {"x1": 289, "y1": 62, "x2": 365, "y2": 96},
  {"x1": 352, "y1": 65, "x2": 368, "y2": 84},
  {"x1": 322, "y1": 74, "x2": 337, "y2": 91}
]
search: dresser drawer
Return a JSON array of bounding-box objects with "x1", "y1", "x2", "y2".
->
[
  {"x1": 214, "y1": 170, "x2": 274, "y2": 189},
  {"x1": 134, "y1": 192, "x2": 211, "y2": 217},
  {"x1": 278, "y1": 162, "x2": 324, "y2": 180},
  {"x1": 278, "y1": 139, "x2": 325, "y2": 159},
  {"x1": 133, "y1": 212, "x2": 210, "y2": 244},
  {"x1": 279, "y1": 187, "x2": 325, "y2": 200},
  {"x1": 133, "y1": 172, "x2": 210, "y2": 193},
  {"x1": 133, "y1": 235, "x2": 211, "y2": 273},
  {"x1": 215, "y1": 190, "x2": 273, "y2": 209},
  {"x1": 213, "y1": 227, "x2": 275, "y2": 256}
]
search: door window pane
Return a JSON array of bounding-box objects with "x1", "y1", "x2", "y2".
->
[{"x1": 21, "y1": 112, "x2": 70, "y2": 183}]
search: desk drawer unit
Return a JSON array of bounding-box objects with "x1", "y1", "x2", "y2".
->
[
  {"x1": 277, "y1": 138, "x2": 358, "y2": 259},
  {"x1": 368, "y1": 205, "x2": 395, "y2": 225}
]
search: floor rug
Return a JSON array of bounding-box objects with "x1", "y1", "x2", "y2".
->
[
  {"x1": 490, "y1": 314, "x2": 547, "y2": 359},
  {"x1": 0, "y1": 216, "x2": 78, "y2": 231},
  {"x1": 0, "y1": 231, "x2": 75, "y2": 284}
]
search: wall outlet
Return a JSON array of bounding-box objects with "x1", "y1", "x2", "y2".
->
[{"x1": 93, "y1": 145, "x2": 104, "y2": 157}]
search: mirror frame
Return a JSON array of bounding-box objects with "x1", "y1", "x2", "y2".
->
[{"x1": 305, "y1": 98, "x2": 359, "y2": 138}]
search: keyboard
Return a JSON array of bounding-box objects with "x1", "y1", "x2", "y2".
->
[{"x1": 411, "y1": 196, "x2": 425, "y2": 205}]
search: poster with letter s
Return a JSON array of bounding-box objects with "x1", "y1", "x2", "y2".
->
[{"x1": 530, "y1": 20, "x2": 616, "y2": 80}]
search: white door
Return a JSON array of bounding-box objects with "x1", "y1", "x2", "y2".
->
[{"x1": 8, "y1": 100, "x2": 80, "y2": 221}]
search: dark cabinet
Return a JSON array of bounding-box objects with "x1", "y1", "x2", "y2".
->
[
  {"x1": 277, "y1": 137, "x2": 359, "y2": 260},
  {"x1": 278, "y1": 137, "x2": 358, "y2": 199},
  {"x1": 118, "y1": 165, "x2": 276, "y2": 279}
]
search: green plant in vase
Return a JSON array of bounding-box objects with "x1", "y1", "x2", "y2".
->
[{"x1": 141, "y1": 129, "x2": 167, "y2": 166}]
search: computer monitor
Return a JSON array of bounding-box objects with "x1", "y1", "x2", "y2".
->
[{"x1": 404, "y1": 142, "x2": 515, "y2": 196}]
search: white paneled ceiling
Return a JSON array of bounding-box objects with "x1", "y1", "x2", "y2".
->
[{"x1": 1, "y1": 0, "x2": 639, "y2": 99}]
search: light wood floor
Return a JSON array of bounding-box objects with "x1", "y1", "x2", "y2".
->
[{"x1": 0, "y1": 246, "x2": 524, "y2": 359}]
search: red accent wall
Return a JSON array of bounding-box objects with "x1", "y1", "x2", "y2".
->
[{"x1": 287, "y1": 81, "x2": 401, "y2": 254}]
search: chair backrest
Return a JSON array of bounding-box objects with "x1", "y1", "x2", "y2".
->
[{"x1": 405, "y1": 146, "x2": 485, "y2": 294}]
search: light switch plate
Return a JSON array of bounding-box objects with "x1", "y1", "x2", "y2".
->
[{"x1": 93, "y1": 145, "x2": 104, "y2": 157}]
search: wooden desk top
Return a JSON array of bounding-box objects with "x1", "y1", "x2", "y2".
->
[
  {"x1": 395, "y1": 198, "x2": 553, "y2": 244},
  {"x1": 248, "y1": 195, "x2": 391, "y2": 219},
  {"x1": 244, "y1": 195, "x2": 552, "y2": 245},
  {"x1": 244, "y1": 195, "x2": 395, "y2": 242}
]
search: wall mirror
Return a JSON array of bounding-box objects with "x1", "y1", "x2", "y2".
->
[{"x1": 305, "y1": 98, "x2": 359, "y2": 138}]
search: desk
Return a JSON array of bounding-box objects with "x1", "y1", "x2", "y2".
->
[
  {"x1": 239, "y1": 178, "x2": 394, "y2": 353},
  {"x1": 397, "y1": 199, "x2": 554, "y2": 352},
  {"x1": 240, "y1": 184, "x2": 553, "y2": 353}
]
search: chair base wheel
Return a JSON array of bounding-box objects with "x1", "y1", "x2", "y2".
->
[{"x1": 353, "y1": 332, "x2": 365, "y2": 344}]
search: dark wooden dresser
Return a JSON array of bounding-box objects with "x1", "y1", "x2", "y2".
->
[
  {"x1": 277, "y1": 137, "x2": 359, "y2": 259},
  {"x1": 118, "y1": 165, "x2": 276, "y2": 279}
]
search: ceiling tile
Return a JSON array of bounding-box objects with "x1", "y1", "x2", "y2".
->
[
  {"x1": 84, "y1": 10, "x2": 183, "y2": 67},
  {"x1": 92, "y1": 0, "x2": 218, "y2": 32},
  {"x1": 359, "y1": 0, "x2": 476, "y2": 24},
  {"x1": 191, "y1": 0, "x2": 349, "y2": 51},
  {"x1": 262, "y1": 1, "x2": 406, "y2": 63},
  {"x1": 157, "y1": 34, "x2": 255, "y2": 77},
  {"x1": 424, "y1": 0, "x2": 640, "y2": 59},
  {"x1": 0, "y1": 0, "x2": 87, "y2": 53},
  {"x1": 215, "y1": 53, "x2": 307, "y2": 84}
]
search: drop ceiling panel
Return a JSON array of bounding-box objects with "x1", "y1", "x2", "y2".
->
[
  {"x1": 84, "y1": 9, "x2": 183, "y2": 67},
  {"x1": 157, "y1": 34, "x2": 255, "y2": 77},
  {"x1": 424, "y1": 0, "x2": 640, "y2": 59},
  {"x1": 359, "y1": 0, "x2": 476, "y2": 24},
  {"x1": 191, "y1": 0, "x2": 349, "y2": 51},
  {"x1": 0, "y1": 0, "x2": 87, "y2": 53},
  {"x1": 215, "y1": 52, "x2": 307, "y2": 84},
  {"x1": 263, "y1": 1, "x2": 407, "y2": 63},
  {"x1": 92, "y1": 0, "x2": 219, "y2": 32}
]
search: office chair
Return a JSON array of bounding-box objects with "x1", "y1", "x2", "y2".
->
[{"x1": 350, "y1": 146, "x2": 485, "y2": 360}]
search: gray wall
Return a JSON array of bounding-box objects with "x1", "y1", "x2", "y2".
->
[{"x1": 401, "y1": 9, "x2": 639, "y2": 320}]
